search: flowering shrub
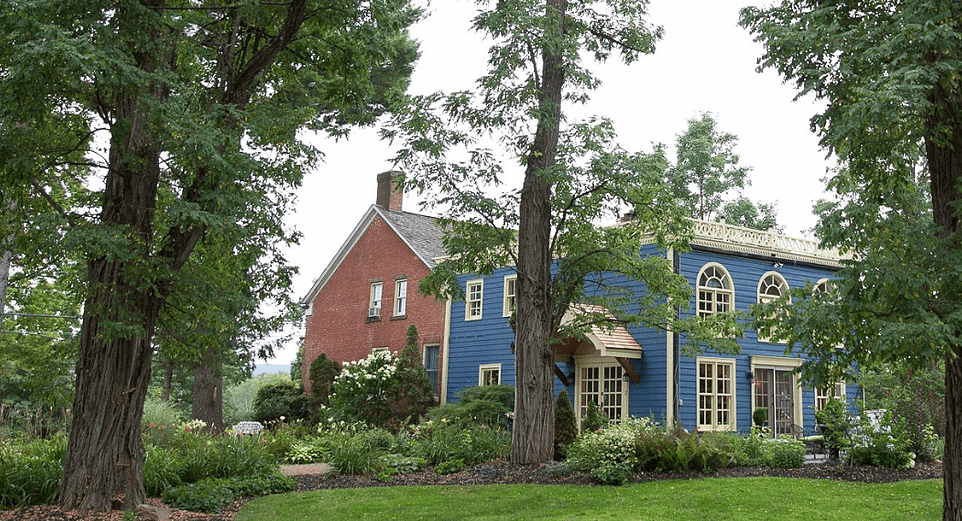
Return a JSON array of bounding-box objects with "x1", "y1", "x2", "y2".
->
[
  {"x1": 328, "y1": 350, "x2": 399, "y2": 427},
  {"x1": 566, "y1": 421, "x2": 639, "y2": 483},
  {"x1": 848, "y1": 410, "x2": 923, "y2": 469}
]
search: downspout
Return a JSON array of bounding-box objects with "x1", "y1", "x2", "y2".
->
[{"x1": 672, "y1": 248, "x2": 681, "y2": 426}]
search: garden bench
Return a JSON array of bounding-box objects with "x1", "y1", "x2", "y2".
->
[{"x1": 233, "y1": 421, "x2": 264, "y2": 436}]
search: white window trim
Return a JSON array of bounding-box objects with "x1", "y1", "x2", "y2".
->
[
  {"x1": 696, "y1": 263, "x2": 734, "y2": 318},
  {"x1": 466, "y1": 279, "x2": 483, "y2": 321},
  {"x1": 369, "y1": 281, "x2": 383, "y2": 317},
  {"x1": 757, "y1": 271, "x2": 789, "y2": 344},
  {"x1": 503, "y1": 275, "x2": 517, "y2": 317},
  {"x1": 696, "y1": 357, "x2": 736, "y2": 432},
  {"x1": 394, "y1": 278, "x2": 408, "y2": 316},
  {"x1": 478, "y1": 363, "x2": 501, "y2": 386}
]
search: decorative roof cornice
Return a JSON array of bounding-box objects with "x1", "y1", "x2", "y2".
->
[{"x1": 687, "y1": 219, "x2": 846, "y2": 268}]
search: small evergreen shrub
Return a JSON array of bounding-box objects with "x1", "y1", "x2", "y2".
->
[
  {"x1": 553, "y1": 389, "x2": 577, "y2": 461},
  {"x1": 815, "y1": 399, "x2": 852, "y2": 459},
  {"x1": 253, "y1": 380, "x2": 311, "y2": 424},
  {"x1": 308, "y1": 353, "x2": 340, "y2": 406},
  {"x1": 581, "y1": 400, "x2": 607, "y2": 432},
  {"x1": 391, "y1": 325, "x2": 436, "y2": 426}
]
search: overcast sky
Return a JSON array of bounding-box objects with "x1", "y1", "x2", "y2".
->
[{"x1": 265, "y1": 0, "x2": 834, "y2": 365}]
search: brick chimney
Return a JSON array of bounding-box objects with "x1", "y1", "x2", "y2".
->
[{"x1": 376, "y1": 171, "x2": 404, "y2": 212}]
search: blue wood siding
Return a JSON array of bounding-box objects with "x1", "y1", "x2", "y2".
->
[{"x1": 442, "y1": 244, "x2": 849, "y2": 437}]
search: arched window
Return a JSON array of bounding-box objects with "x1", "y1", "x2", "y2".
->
[
  {"x1": 697, "y1": 264, "x2": 733, "y2": 317},
  {"x1": 757, "y1": 272, "x2": 788, "y2": 305},
  {"x1": 757, "y1": 272, "x2": 789, "y2": 343}
]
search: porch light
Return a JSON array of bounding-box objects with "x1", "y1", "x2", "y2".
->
[{"x1": 747, "y1": 370, "x2": 755, "y2": 382}]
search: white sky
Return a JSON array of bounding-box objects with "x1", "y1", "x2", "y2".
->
[{"x1": 264, "y1": 0, "x2": 834, "y2": 365}]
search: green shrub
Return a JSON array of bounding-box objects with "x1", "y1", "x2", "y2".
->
[
  {"x1": 0, "y1": 435, "x2": 66, "y2": 507},
  {"x1": 328, "y1": 351, "x2": 399, "y2": 427},
  {"x1": 142, "y1": 397, "x2": 185, "y2": 432},
  {"x1": 253, "y1": 380, "x2": 312, "y2": 425},
  {"x1": 765, "y1": 439, "x2": 805, "y2": 468},
  {"x1": 412, "y1": 422, "x2": 510, "y2": 467},
  {"x1": 426, "y1": 384, "x2": 514, "y2": 429},
  {"x1": 553, "y1": 389, "x2": 577, "y2": 461},
  {"x1": 390, "y1": 325, "x2": 436, "y2": 426},
  {"x1": 816, "y1": 399, "x2": 852, "y2": 459},
  {"x1": 567, "y1": 422, "x2": 638, "y2": 478},
  {"x1": 848, "y1": 410, "x2": 919, "y2": 469},
  {"x1": 143, "y1": 445, "x2": 185, "y2": 497},
  {"x1": 161, "y1": 472, "x2": 295, "y2": 513},
  {"x1": 434, "y1": 458, "x2": 465, "y2": 474},
  {"x1": 308, "y1": 353, "x2": 340, "y2": 406},
  {"x1": 380, "y1": 453, "x2": 424, "y2": 474},
  {"x1": 581, "y1": 400, "x2": 607, "y2": 432},
  {"x1": 326, "y1": 428, "x2": 397, "y2": 475}
]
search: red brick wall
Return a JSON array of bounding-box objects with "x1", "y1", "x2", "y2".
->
[{"x1": 301, "y1": 214, "x2": 445, "y2": 393}]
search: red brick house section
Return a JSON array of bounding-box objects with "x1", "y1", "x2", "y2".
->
[{"x1": 300, "y1": 172, "x2": 446, "y2": 394}]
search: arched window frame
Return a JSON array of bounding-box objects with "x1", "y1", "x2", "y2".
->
[
  {"x1": 696, "y1": 263, "x2": 734, "y2": 318},
  {"x1": 757, "y1": 271, "x2": 789, "y2": 343}
]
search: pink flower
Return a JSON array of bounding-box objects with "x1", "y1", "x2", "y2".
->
[
  {"x1": 149, "y1": 422, "x2": 156, "y2": 429},
  {"x1": 185, "y1": 426, "x2": 192, "y2": 433},
  {"x1": 160, "y1": 425, "x2": 167, "y2": 430}
]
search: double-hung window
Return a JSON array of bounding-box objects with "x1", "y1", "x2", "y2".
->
[
  {"x1": 697, "y1": 358, "x2": 735, "y2": 432},
  {"x1": 394, "y1": 279, "x2": 407, "y2": 316},
  {"x1": 479, "y1": 364, "x2": 501, "y2": 386},
  {"x1": 503, "y1": 275, "x2": 517, "y2": 317},
  {"x1": 466, "y1": 279, "x2": 483, "y2": 320},
  {"x1": 815, "y1": 381, "x2": 846, "y2": 412},
  {"x1": 369, "y1": 282, "x2": 383, "y2": 318}
]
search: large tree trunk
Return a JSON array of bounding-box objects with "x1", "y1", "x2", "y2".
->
[
  {"x1": 59, "y1": 1, "x2": 168, "y2": 510},
  {"x1": 511, "y1": 0, "x2": 566, "y2": 465},
  {"x1": 925, "y1": 82, "x2": 962, "y2": 521},
  {"x1": 192, "y1": 346, "x2": 224, "y2": 433}
]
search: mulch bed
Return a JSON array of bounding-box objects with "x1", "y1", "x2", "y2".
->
[
  {"x1": 1, "y1": 460, "x2": 943, "y2": 521},
  {"x1": 292, "y1": 459, "x2": 943, "y2": 491}
]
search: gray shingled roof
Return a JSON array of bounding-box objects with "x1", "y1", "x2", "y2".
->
[{"x1": 382, "y1": 210, "x2": 446, "y2": 266}]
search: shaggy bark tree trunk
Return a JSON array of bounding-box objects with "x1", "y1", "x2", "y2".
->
[
  {"x1": 511, "y1": 0, "x2": 566, "y2": 465},
  {"x1": 192, "y1": 346, "x2": 224, "y2": 433},
  {"x1": 925, "y1": 82, "x2": 962, "y2": 521}
]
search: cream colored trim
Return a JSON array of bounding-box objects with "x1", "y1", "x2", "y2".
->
[
  {"x1": 478, "y1": 363, "x2": 502, "y2": 386},
  {"x1": 440, "y1": 298, "x2": 452, "y2": 405},
  {"x1": 696, "y1": 356, "x2": 737, "y2": 432},
  {"x1": 690, "y1": 219, "x2": 846, "y2": 267},
  {"x1": 750, "y1": 356, "x2": 805, "y2": 433},
  {"x1": 502, "y1": 275, "x2": 517, "y2": 317},
  {"x1": 573, "y1": 356, "x2": 629, "y2": 430},
  {"x1": 465, "y1": 279, "x2": 483, "y2": 321},
  {"x1": 666, "y1": 246, "x2": 675, "y2": 426}
]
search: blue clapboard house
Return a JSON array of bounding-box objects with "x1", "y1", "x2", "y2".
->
[{"x1": 438, "y1": 219, "x2": 854, "y2": 437}]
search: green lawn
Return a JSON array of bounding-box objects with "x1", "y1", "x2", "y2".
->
[{"x1": 235, "y1": 477, "x2": 942, "y2": 520}]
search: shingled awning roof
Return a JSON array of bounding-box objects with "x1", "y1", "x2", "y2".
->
[{"x1": 554, "y1": 304, "x2": 643, "y2": 384}]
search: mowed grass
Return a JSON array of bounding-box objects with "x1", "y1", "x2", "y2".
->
[{"x1": 235, "y1": 477, "x2": 941, "y2": 520}]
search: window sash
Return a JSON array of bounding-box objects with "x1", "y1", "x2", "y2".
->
[
  {"x1": 697, "y1": 359, "x2": 734, "y2": 431},
  {"x1": 503, "y1": 276, "x2": 517, "y2": 317},
  {"x1": 370, "y1": 282, "x2": 383, "y2": 314},
  {"x1": 394, "y1": 279, "x2": 407, "y2": 316},
  {"x1": 479, "y1": 364, "x2": 500, "y2": 386},
  {"x1": 466, "y1": 280, "x2": 483, "y2": 320}
]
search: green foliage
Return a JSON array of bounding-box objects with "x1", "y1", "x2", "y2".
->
[
  {"x1": 392, "y1": 325, "x2": 436, "y2": 424},
  {"x1": 412, "y1": 422, "x2": 510, "y2": 467},
  {"x1": 142, "y1": 396, "x2": 186, "y2": 431},
  {"x1": 815, "y1": 399, "x2": 852, "y2": 459},
  {"x1": 253, "y1": 380, "x2": 311, "y2": 425},
  {"x1": 328, "y1": 350, "x2": 399, "y2": 427},
  {"x1": 765, "y1": 439, "x2": 805, "y2": 469},
  {"x1": 325, "y1": 427, "x2": 398, "y2": 475},
  {"x1": 427, "y1": 384, "x2": 515, "y2": 429},
  {"x1": 553, "y1": 390, "x2": 577, "y2": 460},
  {"x1": 861, "y1": 362, "x2": 944, "y2": 458},
  {"x1": 580, "y1": 400, "x2": 608, "y2": 433},
  {"x1": 434, "y1": 458, "x2": 465, "y2": 475},
  {"x1": 752, "y1": 408, "x2": 768, "y2": 428},
  {"x1": 308, "y1": 353, "x2": 340, "y2": 407},
  {"x1": 0, "y1": 435, "x2": 67, "y2": 508},
  {"x1": 224, "y1": 372, "x2": 291, "y2": 426},
  {"x1": 161, "y1": 473, "x2": 295, "y2": 514},
  {"x1": 848, "y1": 410, "x2": 930, "y2": 470}
]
